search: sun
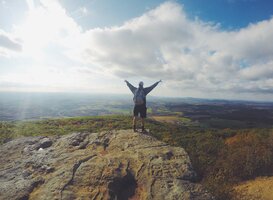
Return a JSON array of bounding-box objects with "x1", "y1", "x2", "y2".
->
[
  {"x1": 15, "y1": 0, "x2": 80, "y2": 60},
  {"x1": 5, "y1": 0, "x2": 86, "y2": 91}
]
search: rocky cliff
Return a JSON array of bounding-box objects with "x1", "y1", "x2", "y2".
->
[{"x1": 0, "y1": 130, "x2": 212, "y2": 200}]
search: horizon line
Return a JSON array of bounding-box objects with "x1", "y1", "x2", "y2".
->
[{"x1": 1, "y1": 90, "x2": 273, "y2": 103}]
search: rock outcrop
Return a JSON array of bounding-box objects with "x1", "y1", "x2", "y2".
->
[{"x1": 0, "y1": 130, "x2": 212, "y2": 200}]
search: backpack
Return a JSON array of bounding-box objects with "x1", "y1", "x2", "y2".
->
[{"x1": 133, "y1": 88, "x2": 145, "y2": 105}]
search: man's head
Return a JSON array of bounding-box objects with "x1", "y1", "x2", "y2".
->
[{"x1": 139, "y1": 81, "x2": 144, "y2": 87}]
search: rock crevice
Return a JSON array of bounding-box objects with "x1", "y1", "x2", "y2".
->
[
  {"x1": 0, "y1": 130, "x2": 213, "y2": 200},
  {"x1": 60, "y1": 154, "x2": 97, "y2": 199}
]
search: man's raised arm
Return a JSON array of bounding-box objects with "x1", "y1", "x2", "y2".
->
[
  {"x1": 125, "y1": 80, "x2": 137, "y2": 94},
  {"x1": 144, "y1": 80, "x2": 162, "y2": 95}
]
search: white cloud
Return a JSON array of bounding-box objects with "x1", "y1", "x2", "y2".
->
[
  {"x1": 0, "y1": 30, "x2": 22, "y2": 56},
  {"x1": 1, "y1": 1, "x2": 273, "y2": 100},
  {"x1": 26, "y1": 0, "x2": 34, "y2": 10},
  {"x1": 14, "y1": 0, "x2": 82, "y2": 60},
  {"x1": 73, "y1": 1, "x2": 273, "y2": 99},
  {"x1": 240, "y1": 61, "x2": 273, "y2": 80}
]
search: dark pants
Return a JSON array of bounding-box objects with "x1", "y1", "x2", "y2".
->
[{"x1": 133, "y1": 104, "x2": 147, "y2": 118}]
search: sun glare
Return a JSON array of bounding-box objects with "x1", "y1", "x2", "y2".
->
[
  {"x1": 15, "y1": 0, "x2": 80, "y2": 59},
  {"x1": 6, "y1": 0, "x2": 86, "y2": 90}
]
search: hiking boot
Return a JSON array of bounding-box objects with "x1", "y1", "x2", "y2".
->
[{"x1": 141, "y1": 126, "x2": 145, "y2": 133}]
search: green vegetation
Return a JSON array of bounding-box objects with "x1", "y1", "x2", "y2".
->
[
  {"x1": 157, "y1": 128, "x2": 273, "y2": 200},
  {"x1": 0, "y1": 116, "x2": 131, "y2": 142},
  {"x1": 0, "y1": 115, "x2": 182, "y2": 145},
  {"x1": 147, "y1": 107, "x2": 153, "y2": 114},
  {"x1": 1, "y1": 115, "x2": 273, "y2": 200}
]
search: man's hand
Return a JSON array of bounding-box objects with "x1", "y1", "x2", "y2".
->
[
  {"x1": 158, "y1": 80, "x2": 162, "y2": 83},
  {"x1": 124, "y1": 80, "x2": 128, "y2": 83}
]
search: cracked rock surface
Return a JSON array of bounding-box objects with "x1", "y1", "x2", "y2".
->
[{"x1": 0, "y1": 130, "x2": 213, "y2": 200}]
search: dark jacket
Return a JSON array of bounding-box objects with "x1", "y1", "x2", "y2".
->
[{"x1": 126, "y1": 81, "x2": 160, "y2": 106}]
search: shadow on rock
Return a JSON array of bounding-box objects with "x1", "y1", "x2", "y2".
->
[{"x1": 108, "y1": 170, "x2": 137, "y2": 200}]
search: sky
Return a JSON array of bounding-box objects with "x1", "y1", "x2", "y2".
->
[{"x1": 1, "y1": 0, "x2": 273, "y2": 101}]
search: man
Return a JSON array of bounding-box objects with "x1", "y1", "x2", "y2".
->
[{"x1": 125, "y1": 80, "x2": 162, "y2": 132}]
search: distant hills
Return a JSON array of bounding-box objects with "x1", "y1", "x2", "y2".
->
[{"x1": 1, "y1": 92, "x2": 273, "y2": 129}]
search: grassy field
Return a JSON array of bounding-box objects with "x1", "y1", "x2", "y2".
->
[
  {"x1": 151, "y1": 115, "x2": 192, "y2": 125},
  {"x1": 232, "y1": 176, "x2": 273, "y2": 200},
  {"x1": 0, "y1": 115, "x2": 131, "y2": 143},
  {"x1": 0, "y1": 115, "x2": 174, "y2": 144}
]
